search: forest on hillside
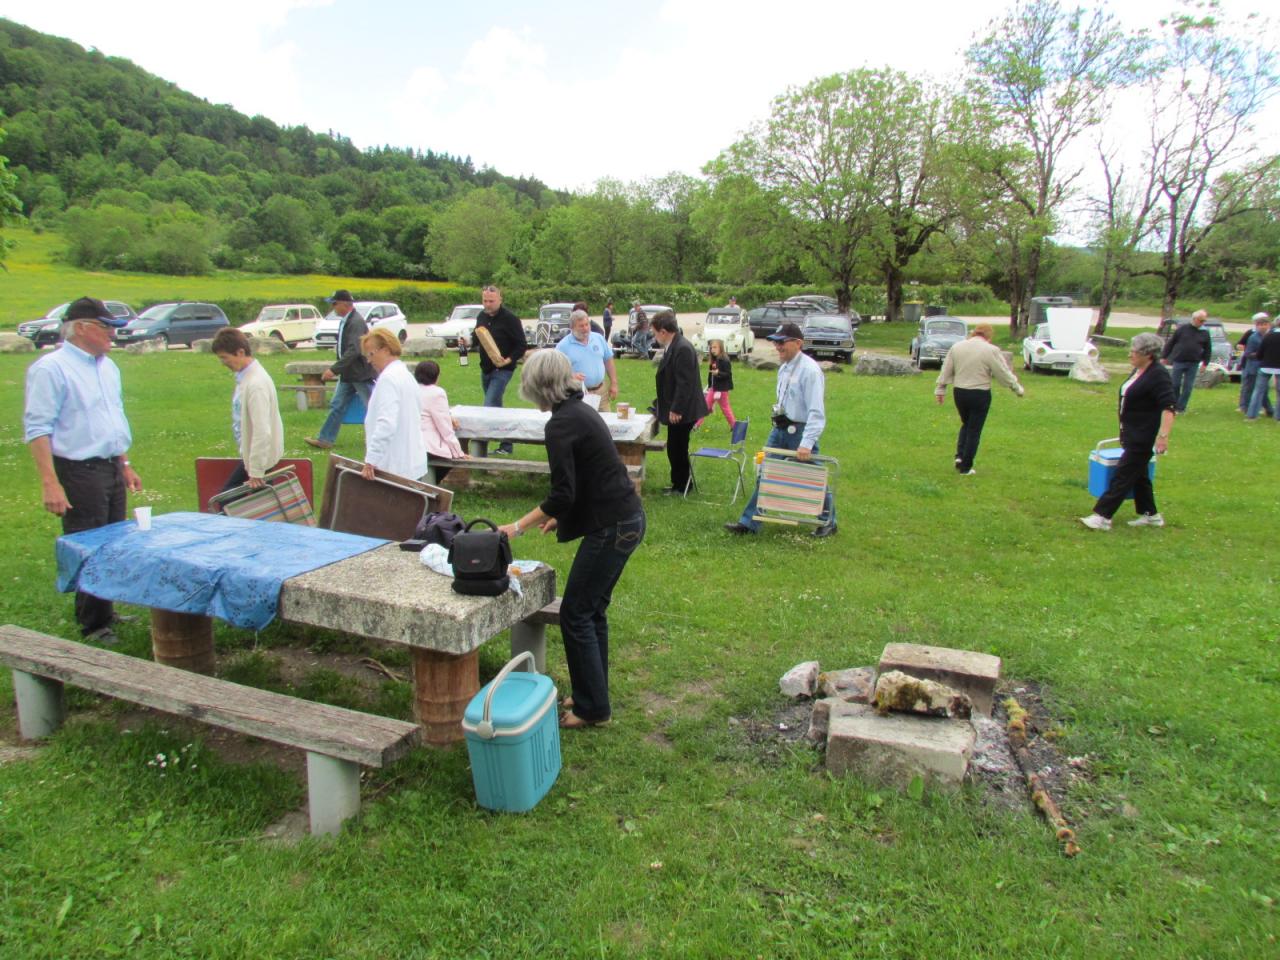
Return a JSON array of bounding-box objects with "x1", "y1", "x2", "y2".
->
[{"x1": 1, "y1": 5, "x2": 1278, "y2": 327}]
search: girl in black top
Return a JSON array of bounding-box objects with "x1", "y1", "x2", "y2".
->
[{"x1": 699, "y1": 339, "x2": 737, "y2": 429}]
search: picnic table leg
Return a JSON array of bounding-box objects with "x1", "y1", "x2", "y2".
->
[
  {"x1": 306, "y1": 752, "x2": 361, "y2": 836},
  {"x1": 150, "y1": 609, "x2": 216, "y2": 675},
  {"x1": 11, "y1": 670, "x2": 66, "y2": 739},
  {"x1": 616, "y1": 440, "x2": 646, "y2": 495},
  {"x1": 411, "y1": 647, "x2": 479, "y2": 746},
  {"x1": 509, "y1": 620, "x2": 546, "y2": 674},
  {"x1": 301, "y1": 374, "x2": 327, "y2": 410}
]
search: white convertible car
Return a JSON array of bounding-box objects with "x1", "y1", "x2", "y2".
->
[{"x1": 1022, "y1": 308, "x2": 1099, "y2": 373}]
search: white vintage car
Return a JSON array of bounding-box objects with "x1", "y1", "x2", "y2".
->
[
  {"x1": 425, "y1": 304, "x2": 482, "y2": 349},
  {"x1": 240, "y1": 303, "x2": 323, "y2": 347},
  {"x1": 692, "y1": 307, "x2": 755, "y2": 358},
  {"x1": 1022, "y1": 308, "x2": 1100, "y2": 373}
]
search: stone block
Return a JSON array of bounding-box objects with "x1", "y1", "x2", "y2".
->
[
  {"x1": 878, "y1": 643, "x2": 1001, "y2": 716},
  {"x1": 779, "y1": 660, "x2": 820, "y2": 699},
  {"x1": 1068, "y1": 356, "x2": 1110, "y2": 383},
  {"x1": 403, "y1": 336, "x2": 446, "y2": 357},
  {"x1": 826, "y1": 709, "x2": 974, "y2": 790},
  {"x1": 0, "y1": 334, "x2": 35, "y2": 354},
  {"x1": 873, "y1": 670, "x2": 972, "y2": 718},
  {"x1": 854, "y1": 353, "x2": 918, "y2": 377},
  {"x1": 806, "y1": 697, "x2": 839, "y2": 742},
  {"x1": 817, "y1": 666, "x2": 876, "y2": 703}
]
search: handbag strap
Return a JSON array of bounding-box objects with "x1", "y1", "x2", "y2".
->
[{"x1": 464, "y1": 517, "x2": 499, "y2": 533}]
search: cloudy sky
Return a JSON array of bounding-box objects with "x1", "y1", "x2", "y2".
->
[{"x1": 1, "y1": 0, "x2": 1274, "y2": 195}]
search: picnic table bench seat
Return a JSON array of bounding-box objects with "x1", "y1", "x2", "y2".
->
[
  {"x1": 0, "y1": 624, "x2": 421, "y2": 836},
  {"x1": 428, "y1": 457, "x2": 643, "y2": 482}
]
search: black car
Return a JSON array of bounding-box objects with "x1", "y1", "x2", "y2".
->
[
  {"x1": 787, "y1": 294, "x2": 840, "y2": 314},
  {"x1": 114, "y1": 302, "x2": 230, "y2": 348},
  {"x1": 18, "y1": 300, "x2": 138, "y2": 347},
  {"x1": 746, "y1": 301, "x2": 815, "y2": 338},
  {"x1": 801, "y1": 314, "x2": 856, "y2": 363}
]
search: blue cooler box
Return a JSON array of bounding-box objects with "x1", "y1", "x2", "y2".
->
[
  {"x1": 1088, "y1": 438, "x2": 1156, "y2": 499},
  {"x1": 462, "y1": 653, "x2": 560, "y2": 812}
]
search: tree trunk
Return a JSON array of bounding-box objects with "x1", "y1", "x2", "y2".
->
[{"x1": 884, "y1": 265, "x2": 905, "y2": 323}]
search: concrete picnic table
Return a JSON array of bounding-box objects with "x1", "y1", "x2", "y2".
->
[
  {"x1": 56, "y1": 512, "x2": 556, "y2": 746},
  {"x1": 283, "y1": 361, "x2": 334, "y2": 411},
  {"x1": 450, "y1": 404, "x2": 659, "y2": 493}
]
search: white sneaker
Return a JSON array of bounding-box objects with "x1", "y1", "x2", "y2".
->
[
  {"x1": 1079, "y1": 514, "x2": 1111, "y2": 531},
  {"x1": 1127, "y1": 513, "x2": 1164, "y2": 527},
  {"x1": 961, "y1": 469, "x2": 976, "y2": 476}
]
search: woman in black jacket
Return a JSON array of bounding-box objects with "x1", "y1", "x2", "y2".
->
[
  {"x1": 499, "y1": 351, "x2": 645, "y2": 728},
  {"x1": 1080, "y1": 332, "x2": 1176, "y2": 530}
]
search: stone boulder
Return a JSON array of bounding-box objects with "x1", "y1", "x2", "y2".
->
[
  {"x1": 779, "y1": 660, "x2": 820, "y2": 699},
  {"x1": 1068, "y1": 356, "x2": 1110, "y2": 383},
  {"x1": 0, "y1": 334, "x2": 35, "y2": 354},
  {"x1": 873, "y1": 670, "x2": 973, "y2": 719},
  {"x1": 403, "y1": 336, "x2": 447, "y2": 357},
  {"x1": 818, "y1": 666, "x2": 877, "y2": 704},
  {"x1": 123, "y1": 339, "x2": 164, "y2": 355},
  {"x1": 192, "y1": 338, "x2": 214, "y2": 353},
  {"x1": 827, "y1": 705, "x2": 975, "y2": 790},
  {"x1": 751, "y1": 358, "x2": 780, "y2": 371},
  {"x1": 249, "y1": 336, "x2": 289, "y2": 355},
  {"x1": 817, "y1": 360, "x2": 844, "y2": 374},
  {"x1": 807, "y1": 697, "x2": 842, "y2": 742},
  {"x1": 854, "y1": 353, "x2": 918, "y2": 377},
  {"x1": 1196, "y1": 365, "x2": 1226, "y2": 389}
]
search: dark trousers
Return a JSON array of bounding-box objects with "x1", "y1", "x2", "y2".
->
[
  {"x1": 667, "y1": 421, "x2": 694, "y2": 491},
  {"x1": 218, "y1": 461, "x2": 249, "y2": 493},
  {"x1": 1170, "y1": 362, "x2": 1198, "y2": 413},
  {"x1": 1092, "y1": 446, "x2": 1157, "y2": 519},
  {"x1": 560, "y1": 511, "x2": 646, "y2": 723},
  {"x1": 953, "y1": 388, "x2": 992, "y2": 472},
  {"x1": 53, "y1": 457, "x2": 126, "y2": 635}
]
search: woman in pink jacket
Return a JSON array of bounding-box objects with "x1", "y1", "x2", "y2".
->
[{"x1": 415, "y1": 361, "x2": 468, "y2": 481}]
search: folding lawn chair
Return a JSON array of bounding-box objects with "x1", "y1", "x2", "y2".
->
[
  {"x1": 684, "y1": 417, "x2": 750, "y2": 503},
  {"x1": 750, "y1": 446, "x2": 838, "y2": 530}
]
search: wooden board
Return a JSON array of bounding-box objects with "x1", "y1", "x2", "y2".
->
[
  {"x1": 0, "y1": 625, "x2": 420, "y2": 767},
  {"x1": 318, "y1": 453, "x2": 452, "y2": 540}
]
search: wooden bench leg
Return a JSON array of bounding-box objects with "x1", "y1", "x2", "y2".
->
[
  {"x1": 616, "y1": 441, "x2": 645, "y2": 495},
  {"x1": 151, "y1": 609, "x2": 216, "y2": 675},
  {"x1": 306, "y1": 752, "x2": 361, "y2": 836},
  {"x1": 510, "y1": 621, "x2": 546, "y2": 674},
  {"x1": 12, "y1": 670, "x2": 65, "y2": 740},
  {"x1": 411, "y1": 648, "x2": 479, "y2": 746},
  {"x1": 302, "y1": 376, "x2": 327, "y2": 410}
]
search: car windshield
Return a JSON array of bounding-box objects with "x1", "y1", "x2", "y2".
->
[
  {"x1": 1206, "y1": 325, "x2": 1226, "y2": 343},
  {"x1": 256, "y1": 307, "x2": 288, "y2": 322},
  {"x1": 926, "y1": 321, "x2": 966, "y2": 337},
  {"x1": 138, "y1": 304, "x2": 175, "y2": 321},
  {"x1": 804, "y1": 315, "x2": 851, "y2": 334},
  {"x1": 540, "y1": 306, "x2": 572, "y2": 321},
  {"x1": 1032, "y1": 324, "x2": 1050, "y2": 339},
  {"x1": 706, "y1": 311, "x2": 742, "y2": 325},
  {"x1": 450, "y1": 306, "x2": 482, "y2": 321}
]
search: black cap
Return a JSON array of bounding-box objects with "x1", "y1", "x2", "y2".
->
[
  {"x1": 767, "y1": 322, "x2": 804, "y2": 342},
  {"x1": 65, "y1": 297, "x2": 127, "y2": 328},
  {"x1": 325, "y1": 289, "x2": 354, "y2": 304}
]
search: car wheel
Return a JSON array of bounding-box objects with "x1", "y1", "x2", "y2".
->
[
  {"x1": 156, "y1": 333, "x2": 168, "y2": 348},
  {"x1": 1023, "y1": 354, "x2": 1031, "y2": 371},
  {"x1": 272, "y1": 331, "x2": 286, "y2": 344},
  {"x1": 398, "y1": 329, "x2": 407, "y2": 343}
]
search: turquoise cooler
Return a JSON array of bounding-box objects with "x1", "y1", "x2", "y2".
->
[
  {"x1": 1088, "y1": 438, "x2": 1156, "y2": 499},
  {"x1": 462, "y1": 653, "x2": 560, "y2": 812}
]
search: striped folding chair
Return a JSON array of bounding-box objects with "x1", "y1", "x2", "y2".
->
[{"x1": 751, "y1": 447, "x2": 837, "y2": 529}]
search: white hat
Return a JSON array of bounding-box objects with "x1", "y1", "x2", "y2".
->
[{"x1": 1253, "y1": 312, "x2": 1271, "y2": 322}]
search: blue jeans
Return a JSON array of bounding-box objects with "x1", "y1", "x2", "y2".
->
[
  {"x1": 736, "y1": 426, "x2": 836, "y2": 532},
  {"x1": 316, "y1": 378, "x2": 372, "y2": 444},
  {"x1": 560, "y1": 511, "x2": 646, "y2": 723},
  {"x1": 482, "y1": 368, "x2": 515, "y2": 452},
  {"x1": 1170, "y1": 362, "x2": 1199, "y2": 413},
  {"x1": 1246, "y1": 371, "x2": 1280, "y2": 420}
]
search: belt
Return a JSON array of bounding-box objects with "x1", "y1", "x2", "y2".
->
[
  {"x1": 586, "y1": 382, "x2": 605, "y2": 391},
  {"x1": 53, "y1": 455, "x2": 118, "y2": 465}
]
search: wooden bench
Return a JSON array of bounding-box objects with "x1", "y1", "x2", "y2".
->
[
  {"x1": 0, "y1": 624, "x2": 421, "y2": 836},
  {"x1": 279, "y1": 382, "x2": 336, "y2": 412},
  {"x1": 428, "y1": 458, "x2": 642, "y2": 485}
]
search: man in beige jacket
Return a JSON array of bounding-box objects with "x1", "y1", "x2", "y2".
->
[
  {"x1": 934, "y1": 323, "x2": 1024, "y2": 475},
  {"x1": 211, "y1": 327, "x2": 285, "y2": 491}
]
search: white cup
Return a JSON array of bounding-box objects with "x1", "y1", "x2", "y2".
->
[
  {"x1": 617, "y1": 403, "x2": 631, "y2": 420},
  {"x1": 135, "y1": 506, "x2": 152, "y2": 531}
]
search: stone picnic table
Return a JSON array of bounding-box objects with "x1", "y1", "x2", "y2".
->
[
  {"x1": 450, "y1": 404, "x2": 660, "y2": 494},
  {"x1": 56, "y1": 512, "x2": 556, "y2": 745},
  {"x1": 283, "y1": 361, "x2": 334, "y2": 411}
]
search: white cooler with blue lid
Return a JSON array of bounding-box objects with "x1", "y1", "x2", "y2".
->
[{"x1": 461, "y1": 652, "x2": 560, "y2": 812}]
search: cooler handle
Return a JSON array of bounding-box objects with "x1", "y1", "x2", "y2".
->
[
  {"x1": 1093, "y1": 437, "x2": 1122, "y2": 452},
  {"x1": 473, "y1": 651, "x2": 537, "y2": 740}
]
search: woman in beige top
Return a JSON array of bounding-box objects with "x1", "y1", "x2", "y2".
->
[{"x1": 934, "y1": 323, "x2": 1024, "y2": 475}]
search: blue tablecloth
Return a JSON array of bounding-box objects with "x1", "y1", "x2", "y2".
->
[{"x1": 56, "y1": 512, "x2": 389, "y2": 630}]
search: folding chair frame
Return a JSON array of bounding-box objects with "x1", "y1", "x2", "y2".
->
[
  {"x1": 684, "y1": 417, "x2": 750, "y2": 504},
  {"x1": 750, "y1": 446, "x2": 838, "y2": 528}
]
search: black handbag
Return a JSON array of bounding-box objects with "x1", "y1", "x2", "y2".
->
[
  {"x1": 414, "y1": 511, "x2": 466, "y2": 548},
  {"x1": 447, "y1": 518, "x2": 513, "y2": 596}
]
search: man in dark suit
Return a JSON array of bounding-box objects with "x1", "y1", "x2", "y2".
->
[
  {"x1": 651, "y1": 311, "x2": 703, "y2": 495},
  {"x1": 305, "y1": 289, "x2": 374, "y2": 449}
]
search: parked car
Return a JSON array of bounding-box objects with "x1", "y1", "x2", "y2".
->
[
  {"x1": 1157, "y1": 317, "x2": 1231, "y2": 367},
  {"x1": 692, "y1": 307, "x2": 755, "y2": 358},
  {"x1": 746, "y1": 301, "x2": 815, "y2": 339},
  {"x1": 612, "y1": 304, "x2": 674, "y2": 350},
  {"x1": 314, "y1": 301, "x2": 408, "y2": 349},
  {"x1": 1021, "y1": 312, "x2": 1099, "y2": 372},
  {"x1": 239, "y1": 303, "x2": 322, "y2": 347},
  {"x1": 533, "y1": 302, "x2": 576, "y2": 348},
  {"x1": 910, "y1": 316, "x2": 968, "y2": 369},
  {"x1": 800, "y1": 313, "x2": 856, "y2": 364},
  {"x1": 787, "y1": 294, "x2": 840, "y2": 315},
  {"x1": 113, "y1": 302, "x2": 229, "y2": 348},
  {"x1": 18, "y1": 300, "x2": 137, "y2": 347},
  {"x1": 425, "y1": 304, "x2": 483, "y2": 348}
]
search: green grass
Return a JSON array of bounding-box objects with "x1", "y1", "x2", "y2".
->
[
  {"x1": 0, "y1": 226, "x2": 454, "y2": 328},
  {"x1": 1, "y1": 312, "x2": 1279, "y2": 956}
]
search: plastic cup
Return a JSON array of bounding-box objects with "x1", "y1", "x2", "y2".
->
[
  {"x1": 135, "y1": 506, "x2": 152, "y2": 531},
  {"x1": 617, "y1": 403, "x2": 631, "y2": 420}
]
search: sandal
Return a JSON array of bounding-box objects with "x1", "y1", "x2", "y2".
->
[
  {"x1": 559, "y1": 711, "x2": 609, "y2": 730},
  {"x1": 561, "y1": 696, "x2": 574, "y2": 711}
]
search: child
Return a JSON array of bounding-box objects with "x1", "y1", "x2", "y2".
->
[
  {"x1": 415, "y1": 360, "x2": 468, "y2": 482},
  {"x1": 701, "y1": 339, "x2": 736, "y2": 428}
]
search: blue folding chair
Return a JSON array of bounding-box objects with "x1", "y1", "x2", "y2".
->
[{"x1": 684, "y1": 418, "x2": 750, "y2": 503}]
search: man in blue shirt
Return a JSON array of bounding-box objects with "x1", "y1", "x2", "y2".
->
[
  {"x1": 724, "y1": 322, "x2": 837, "y2": 538},
  {"x1": 24, "y1": 297, "x2": 143, "y2": 643},
  {"x1": 556, "y1": 310, "x2": 619, "y2": 410}
]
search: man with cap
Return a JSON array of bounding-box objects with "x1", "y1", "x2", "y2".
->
[
  {"x1": 1237, "y1": 313, "x2": 1273, "y2": 417},
  {"x1": 305, "y1": 290, "x2": 374, "y2": 449},
  {"x1": 470, "y1": 284, "x2": 527, "y2": 455},
  {"x1": 24, "y1": 296, "x2": 142, "y2": 644},
  {"x1": 724, "y1": 322, "x2": 837, "y2": 537}
]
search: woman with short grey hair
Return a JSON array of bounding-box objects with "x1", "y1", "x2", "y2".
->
[
  {"x1": 1080, "y1": 332, "x2": 1176, "y2": 531},
  {"x1": 499, "y1": 350, "x2": 646, "y2": 729}
]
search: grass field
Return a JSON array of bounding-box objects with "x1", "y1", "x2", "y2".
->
[{"x1": 1, "y1": 319, "x2": 1278, "y2": 953}]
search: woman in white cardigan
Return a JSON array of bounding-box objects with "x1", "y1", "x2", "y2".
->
[
  {"x1": 211, "y1": 326, "x2": 284, "y2": 491},
  {"x1": 414, "y1": 360, "x2": 469, "y2": 482},
  {"x1": 360, "y1": 328, "x2": 428, "y2": 481}
]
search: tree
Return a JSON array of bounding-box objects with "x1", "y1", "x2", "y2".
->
[
  {"x1": 1088, "y1": 144, "x2": 1160, "y2": 332},
  {"x1": 967, "y1": 0, "x2": 1145, "y2": 334},
  {"x1": 692, "y1": 171, "x2": 799, "y2": 284},
  {"x1": 427, "y1": 188, "x2": 520, "y2": 285}
]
